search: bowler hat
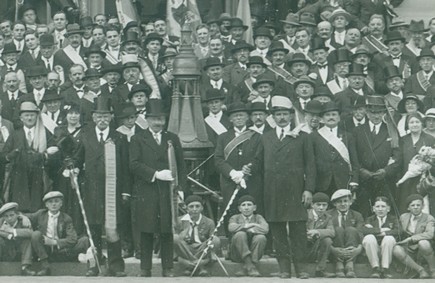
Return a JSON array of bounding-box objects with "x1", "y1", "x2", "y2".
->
[
  {"x1": 227, "y1": 102, "x2": 248, "y2": 115},
  {"x1": 417, "y1": 48, "x2": 435, "y2": 60},
  {"x1": 218, "y1": 13, "x2": 232, "y2": 24},
  {"x1": 122, "y1": 31, "x2": 140, "y2": 45},
  {"x1": 246, "y1": 56, "x2": 267, "y2": 68},
  {"x1": 397, "y1": 95, "x2": 424, "y2": 113},
  {"x1": 203, "y1": 57, "x2": 224, "y2": 70},
  {"x1": 271, "y1": 95, "x2": 293, "y2": 112},
  {"x1": 346, "y1": 63, "x2": 367, "y2": 77},
  {"x1": 102, "y1": 63, "x2": 123, "y2": 75},
  {"x1": 280, "y1": 13, "x2": 301, "y2": 26},
  {"x1": 329, "y1": 8, "x2": 351, "y2": 23},
  {"x1": 41, "y1": 90, "x2": 63, "y2": 103},
  {"x1": 116, "y1": 102, "x2": 138, "y2": 119},
  {"x1": 122, "y1": 54, "x2": 140, "y2": 69},
  {"x1": 294, "y1": 75, "x2": 316, "y2": 88},
  {"x1": 228, "y1": 18, "x2": 248, "y2": 31},
  {"x1": 329, "y1": 48, "x2": 351, "y2": 65},
  {"x1": 185, "y1": 195, "x2": 204, "y2": 205},
  {"x1": 406, "y1": 194, "x2": 424, "y2": 207},
  {"x1": 123, "y1": 21, "x2": 138, "y2": 34},
  {"x1": 312, "y1": 192, "x2": 330, "y2": 203},
  {"x1": 267, "y1": 41, "x2": 289, "y2": 56},
  {"x1": 287, "y1": 53, "x2": 311, "y2": 67},
  {"x1": 20, "y1": 101, "x2": 39, "y2": 114},
  {"x1": 26, "y1": 65, "x2": 48, "y2": 77},
  {"x1": 262, "y1": 22, "x2": 280, "y2": 34},
  {"x1": 85, "y1": 45, "x2": 106, "y2": 58},
  {"x1": 2, "y1": 43, "x2": 20, "y2": 55},
  {"x1": 143, "y1": 32, "x2": 164, "y2": 46},
  {"x1": 365, "y1": 95, "x2": 386, "y2": 111},
  {"x1": 231, "y1": 40, "x2": 255, "y2": 54},
  {"x1": 39, "y1": 34, "x2": 55, "y2": 47},
  {"x1": 0, "y1": 202, "x2": 18, "y2": 216},
  {"x1": 43, "y1": 191, "x2": 64, "y2": 202},
  {"x1": 351, "y1": 46, "x2": 372, "y2": 60},
  {"x1": 248, "y1": 102, "x2": 269, "y2": 114},
  {"x1": 409, "y1": 20, "x2": 427, "y2": 33},
  {"x1": 312, "y1": 86, "x2": 333, "y2": 101},
  {"x1": 237, "y1": 195, "x2": 256, "y2": 206},
  {"x1": 304, "y1": 100, "x2": 323, "y2": 114},
  {"x1": 128, "y1": 84, "x2": 151, "y2": 100},
  {"x1": 80, "y1": 16, "x2": 94, "y2": 28},
  {"x1": 299, "y1": 12, "x2": 316, "y2": 27},
  {"x1": 384, "y1": 65, "x2": 402, "y2": 80},
  {"x1": 160, "y1": 48, "x2": 178, "y2": 59},
  {"x1": 253, "y1": 27, "x2": 273, "y2": 40},
  {"x1": 384, "y1": 31, "x2": 406, "y2": 44},
  {"x1": 331, "y1": 189, "x2": 352, "y2": 202},
  {"x1": 145, "y1": 99, "x2": 167, "y2": 117},
  {"x1": 321, "y1": 101, "x2": 340, "y2": 114},
  {"x1": 203, "y1": 89, "x2": 225, "y2": 102},
  {"x1": 92, "y1": 96, "x2": 113, "y2": 114},
  {"x1": 65, "y1": 24, "x2": 84, "y2": 37},
  {"x1": 83, "y1": 68, "x2": 102, "y2": 80},
  {"x1": 253, "y1": 73, "x2": 275, "y2": 89}
]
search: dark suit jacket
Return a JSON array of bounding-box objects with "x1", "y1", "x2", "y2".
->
[
  {"x1": 404, "y1": 72, "x2": 435, "y2": 98},
  {"x1": 329, "y1": 209, "x2": 365, "y2": 231},
  {"x1": 306, "y1": 209, "x2": 335, "y2": 239},
  {"x1": 60, "y1": 86, "x2": 85, "y2": 106},
  {"x1": 335, "y1": 88, "x2": 372, "y2": 119},
  {"x1": 310, "y1": 64, "x2": 334, "y2": 86},
  {"x1": 346, "y1": 0, "x2": 403, "y2": 26},
  {"x1": 199, "y1": 80, "x2": 235, "y2": 106},
  {"x1": 361, "y1": 214, "x2": 400, "y2": 240},
  {"x1": 0, "y1": 90, "x2": 24, "y2": 125},
  {"x1": 311, "y1": 127, "x2": 360, "y2": 192},
  {"x1": 53, "y1": 45, "x2": 88, "y2": 78},
  {"x1": 27, "y1": 209, "x2": 78, "y2": 249},
  {"x1": 17, "y1": 50, "x2": 42, "y2": 71},
  {"x1": 222, "y1": 63, "x2": 249, "y2": 87},
  {"x1": 175, "y1": 214, "x2": 215, "y2": 243}
]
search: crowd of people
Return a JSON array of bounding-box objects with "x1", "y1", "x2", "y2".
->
[{"x1": 0, "y1": 0, "x2": 434, "y2": 279}]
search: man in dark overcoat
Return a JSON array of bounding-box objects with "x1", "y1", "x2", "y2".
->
[
  {"x1": 352, "y1": 96, "x2": 399, "y2": 217},
  {"x1": 129, "y1": 99, "x2": 186, "y2": 277},
  {"x1": 73, "y1": 96, "x2": 125, "y2": 277},
  {"x1": 252, "y1": 95, "x2": 315, "y2": 279}
]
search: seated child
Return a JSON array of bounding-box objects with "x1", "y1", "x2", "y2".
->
[
  {"x1": 0, "y1": 202, "x2": 35, "y2": 276},
  {"x1": 361, "y1": 196, "x2": 399, "y2": 278},
  {"x1": 28, "y1": 191, "x2": 89, "y2": 276},
  {"x1": 174, "y1": 195, "x2": 220, "y2": 277},
  {"x1": 329, "y1": 189, "x2": 364, "y2": 278},
  {"x1": 306, "y1": 192, "x2": 335, "y2": 278},
  {"x1": 393, "y1": 194, "x2": 435, "y2": 279},
  {"x1": 228, "y1": 195, "x2": 269, "y2": 277}
]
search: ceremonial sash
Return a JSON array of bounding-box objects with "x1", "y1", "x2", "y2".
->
[
  {"x1": 83, "y1": 91, "x2": 97, "y2": 103},
  {"x1": 104, "y1": 50, "x2": 119, "y2": 64},
  {"x1": 105, "y1": 139, "x2": 119, "y2": 243},
  {"x1": 362, "y1": 35, "x2": 388, "y2": 54},
  {"x1": 116, "y1": 125, "x2": 133, "y2": 141},
  {"x1": 318, "y1": 127, "x2": 351, "y2": 169},
  {"x1": 204, "y1": 116, "x2": 227, "y2": 135},
  {"x1": 40, "y1": 113, "x2": 57, "y2": 134},
  {"x1": 365, "y1": 76, "x2": 375, "y2": 92},
  {"x1": 0, "y1": 126, "x2": 9, "y2": 142},
  {"x1": 416, "y1": 71, "x2": 432, "y2": 92},
  {"x1": 135, "y1": 116, "x2": 149, "y2": 129},
  {"x1": 268, "y1": 66, "x2": 297, "y2": 84},
  {"x1": 266, "y1": 115, "x2": 276, "y2": 128},
  {"x1": 138, "y1": 57, "x2": 161, "y2": 99},
  {"x1": 63, "y1": 45, "x2": 88, "y2": 70},
  {"x1": 224, "y1": 130, "x2": 255, "y2": 160},
  {"x1": 245, "y1": 78, "x2": 255, "y2": 93},
  {"x1": 326, "y1": 79, "x2": 342, "y2": 94}
]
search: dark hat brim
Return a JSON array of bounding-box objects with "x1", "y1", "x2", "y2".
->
[
  {"x1": 203, "y1": 63, "x2": 224, "y2": 71},
  {"x1": 231, "y1": 44, "x2": 255, "y2": 53},
  {"x1": 246, "y1": 61, "x2": 268, "y2": 68},
  {"x1": 287, "y1": 58, "x2": 311, "y2": 66},
  {"x1": 143, "y1": 37, "x2": 164, "y2": 46},
  {"x1": 267, "y1": 48, "x2": 289, "y2": 56},
  {"x1": 253, "y1": 80, "x2": 275, "y2": 89},
  {"x1": 145, "y1": 112, "x2": 168, "y2": 117},
  {"x1": 294, "y1": 79, "x2": 316, "y2": 88},
  {"x1": 85, "y1": 49, "x2": 107, "y2": 58},
  {"x1": 203, "y1": 95, "x2": 226, "y2": 103},
  {"x1": 41, "y1": 96, "x2": 63, "y2": 103},
  {"x1": 117, "y1": 110, "x2": 139, "y2": 119},
  {"x1": 65, "y1": 30, "x2": 84, "y2": 38},
  {"x1": 397, "y1": 96, "x2": 424, "y2": 113},
  {"x1": 280, "y1": 19, "x2": 301, "y2": 26},
  {"x1": 384, "y1": 37, "x2": 406, "y2": 44},
  {"x1": 345, "y1": 72, "x2": 367, "y2": 77},
  {"x1": 228, "y1": 25, "x2": 249, "y2": 31}
]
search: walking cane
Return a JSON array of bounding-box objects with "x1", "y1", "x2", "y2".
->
[{"x1": 68, "y1": 167, "x2": 102, "y2": 274}]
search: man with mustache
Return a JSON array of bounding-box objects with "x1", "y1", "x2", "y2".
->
[
  {"x1": 53, "y1": 24, "x2": 88, "y2": 79},
  {"x1": 235, "y1": 56, "x2": 268, "y2": 104},
  {"x1": 326, "y1": 49, "x2": 352, "y2": 95},
  {"x1": 311, "y1": 101, "x2": 359, "y2": 197},
  {"x1": 223, "y1": 41, "x2": 252, "y2": 86},
  {"x1": 383, "y1": 65, "x2": 406, "y2": 111},
  {"x1": 199, "y1": 37, "x2": 229, "y2": 72},
  {"x1": 361, "y1": 15, "x2": 388, "y2": 54},
  {"x1": 301, "y1": 100, "x2": 323, "y2": 133},
  {"x1": 403, "y1": 20, "x2": 427, "y2": 58},
  {"x1": 404, "y1": 48, "x2": 435, "y2": 99},
  {"x1": 343, "y1": 29, "x2": 361, "y2": 54}
]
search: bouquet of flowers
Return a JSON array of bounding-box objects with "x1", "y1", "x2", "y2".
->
[{"x1": 397, "y1": 146, "x2": 435, "y2": 186}]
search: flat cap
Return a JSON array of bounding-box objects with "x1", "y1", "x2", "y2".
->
[
  {"x1": 43, "y1": 191, "x2": 64, "y2": 202},
  {"x1": 0, "y1": 202, "x2": 18, "y2": 216},
  {"x1": 312, "y1": 192, "x2": 330, "y2": 203},
  {"x1": 238, "y1": 195, "x2": 256, "y2": 206},
  {"x1": 331, "y1": 189, "x2": 352, "y2": 202},
  {"x1": 185, "y1": 195, "x2": 203, "y2": 205}
]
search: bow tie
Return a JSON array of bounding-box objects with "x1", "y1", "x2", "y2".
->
[
  {"x1": 318, "y1": 64, "x2": 327, "y2": 69},
  {"x1": 392, "y1": 56, "x2": 401, "y2": 60}
]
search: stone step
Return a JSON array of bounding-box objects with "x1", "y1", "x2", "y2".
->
[{"x1": 0, "y1": 258, "x2": 409, "y2": 278}]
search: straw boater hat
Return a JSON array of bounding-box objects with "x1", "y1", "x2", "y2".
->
[{"x1": 270, "y1": 95, "x2": 293, "y2": 113}]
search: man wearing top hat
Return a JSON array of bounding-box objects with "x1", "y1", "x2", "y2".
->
[
  {"x1": 352, "y1": 96, "x2": 399, "y2": 217},
  {"x1": 0, "y1": 43, "x2": 27, "y2": 94},
  {"x1": 404, "y1": 48, "x2": 435, "y2": 99},
  {"x1": 101, "y1": 63, "x2": 122, "y2": 95},
  {"x1": 311, "y1": 101, "x2": 359, "y2": 197},
  {"x1": 234, "y1": 56, "x2": 268, "y2": 103},
  {"x1": 129, "y1": 99, "x2": 186, "y2": 277},
  {"x1": 250, "y1": 27, "x2": 273, "y2": 66},
  {"x1": 335, "y1": 63, "x2": 374, "y2": 118},
  {"x1": 326, "y1": 48, "x2": 352, "y2": 95},
  {"x1": 200, "y1": 57, "x2": 234, "y2": 106},
  {"x1": 53, "y1": 23, "x2": 89, "y2": 77},
  {"x1": 1, "y1": 101, "x2": 58, "y2": 212},
  {"x1": 222, "y1": 41, "x2": 253, "y2": 87},
  {"x1": 72, "y1": 96, "x2": 126, "y2": 277},
  {"x1": 251, "y1": 95, "x2": 314, "y2": 278},
  {"x1": 0, "y1": 202, "x2": 35, "y2": 276},
  {"x1": 19, "y1": 65, "x2": 49, "y2": 108},
  {"x1": 214, "y1": 102, "x2": 262, "y2": 234},
  {"x1": 60, "y1": 64, "x2": 85, "y2": 106},
  {"x1": 310, "y1": 38, "x2": 334, "y2": 85},
  {"x1": 383, "y1": 65, "x2": 406, "y2": 111}
]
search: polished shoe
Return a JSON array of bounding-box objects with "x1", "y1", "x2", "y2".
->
[
  {"x1": 335, "y1": 269, "x2": 345, "y2": 278},
  {"x1": 21, "y1": 266, "x2": 36, "y2": 276},
  {"x1": 382, "y1": 269, "x2": 393, "y2": 279},
  {"x1": 36, "y1": 267, "x2": 51, "y2": 276},
  {"x1": 138, "y1": 269, "x2": 151, "y2": 277},
  {"x1": 315, "y1": 270, "x2": 335, "y2": 278},
  {"x1": 371, "y1": 267, "x2": 381, "y2": 278},
  {"x1": 298, "y1": 272, "x2": 310, "y2": 279},
  {"x1": 162, "y1": 269, "x2": 175, "y2": 277},
  {"x1": 419, "y1": 269, "x2": 430, "y2": 279},
  {"x1": 86, "y1": 268, "x2": 99, "y2": 277}
]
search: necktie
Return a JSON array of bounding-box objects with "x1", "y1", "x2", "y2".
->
[
  {"x1": 51, "y1": 112, "x2": 55, "y2": 121},
  {"x1": 154, "y1": 133, "x2": 160, "y2": 145},
  {"x1": 46, "y1": 61, "x2": 51, "y2": 71},
  {"x1": 10, "y1": 92, "x2": 15, "y2": 102},
  {"x1": 27, "y1": 130, "x2": 32, "y2": 146},
  {"x1": 302, "y1": 101, "x2": 307, "y2": 109},
  {"x1": 59, "y1": 38, "x2": 63, "y2": 48},
  {"x1": 17, "y1": 41, "x2": 21, "y2": 51},
  {"x1": 371, "y1": 125, "x2": 377, "y2": 135},
  {"x1": 279, "y1": 128, "x2": 285, "y2": 141},
  {"x1": 342, "y1": 79, "x2": 348, "y2": 89},
  {"x1": 36, "y1": 92, "x2": 41, "y2": 105},
  {"x1": 190, "y1": 222, "x2": 197, "y2": 244},
  {"x1": 263, "y1": 98, "x2": 267, "y2": 105},
  {"x1": 379, "y1": 217, "x2": 385, "y2": 229},
  {"x1": 214, "y1": 81, "x2": 219, "y2": 89},
  {"x1": 31, "y1": 49, "x2": 35, "y2": 59},
  {"x1": 340, "y1": 213, "x2": 346, "y2": 228},
  {"x1": 99, "y1": 132, "x2": 105, "y2": 144}
]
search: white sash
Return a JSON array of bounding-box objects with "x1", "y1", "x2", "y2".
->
[
  {"x1": 266, "y1": 115, "x2": 276, "y2": 128},
  {"x1": 318, "y1": 126, "x2": 351, "y2": 169},
  {"x1": 104, "y1": 50, "x2": 120, "y2": 64},
  {"x1": 205, "y1": 116, "x2": 227, "y2": 135},
  {"x1": 135, "y1": 115, "x2": 149, "y2": 129},
  {"x1": 0, "y1": 126, "x2": 9, "y2": 141},
  {"x1": 63, "y1": 45, "x2": 88, "y2": 70},
  {"x1": 326, "y1": 79, "x2": 342, "y2": 94},
  {"x1": 116, "y1": 125, "x2": 134, "y2": 141},
  {"x1": 40, "y1": 113, "x2": 57, "y2": 134}
]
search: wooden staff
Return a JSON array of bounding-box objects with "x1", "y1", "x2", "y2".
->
[{"x1": 167, "y1": 140, "x2": 179, "y2": 234}]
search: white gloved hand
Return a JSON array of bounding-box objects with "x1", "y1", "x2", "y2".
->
[
  {"x1": 155, "y1": 170, "x2": 174, "y2": 181},
  {"x1": 240, "y1": 179, "x2": 247, "y2": 189},
  {"x1": 229, "y1": 170, "x2": 244, "y2": 183},
  {"x1": 46, "y1": 146, "x2": 59, "y2": 155}
]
